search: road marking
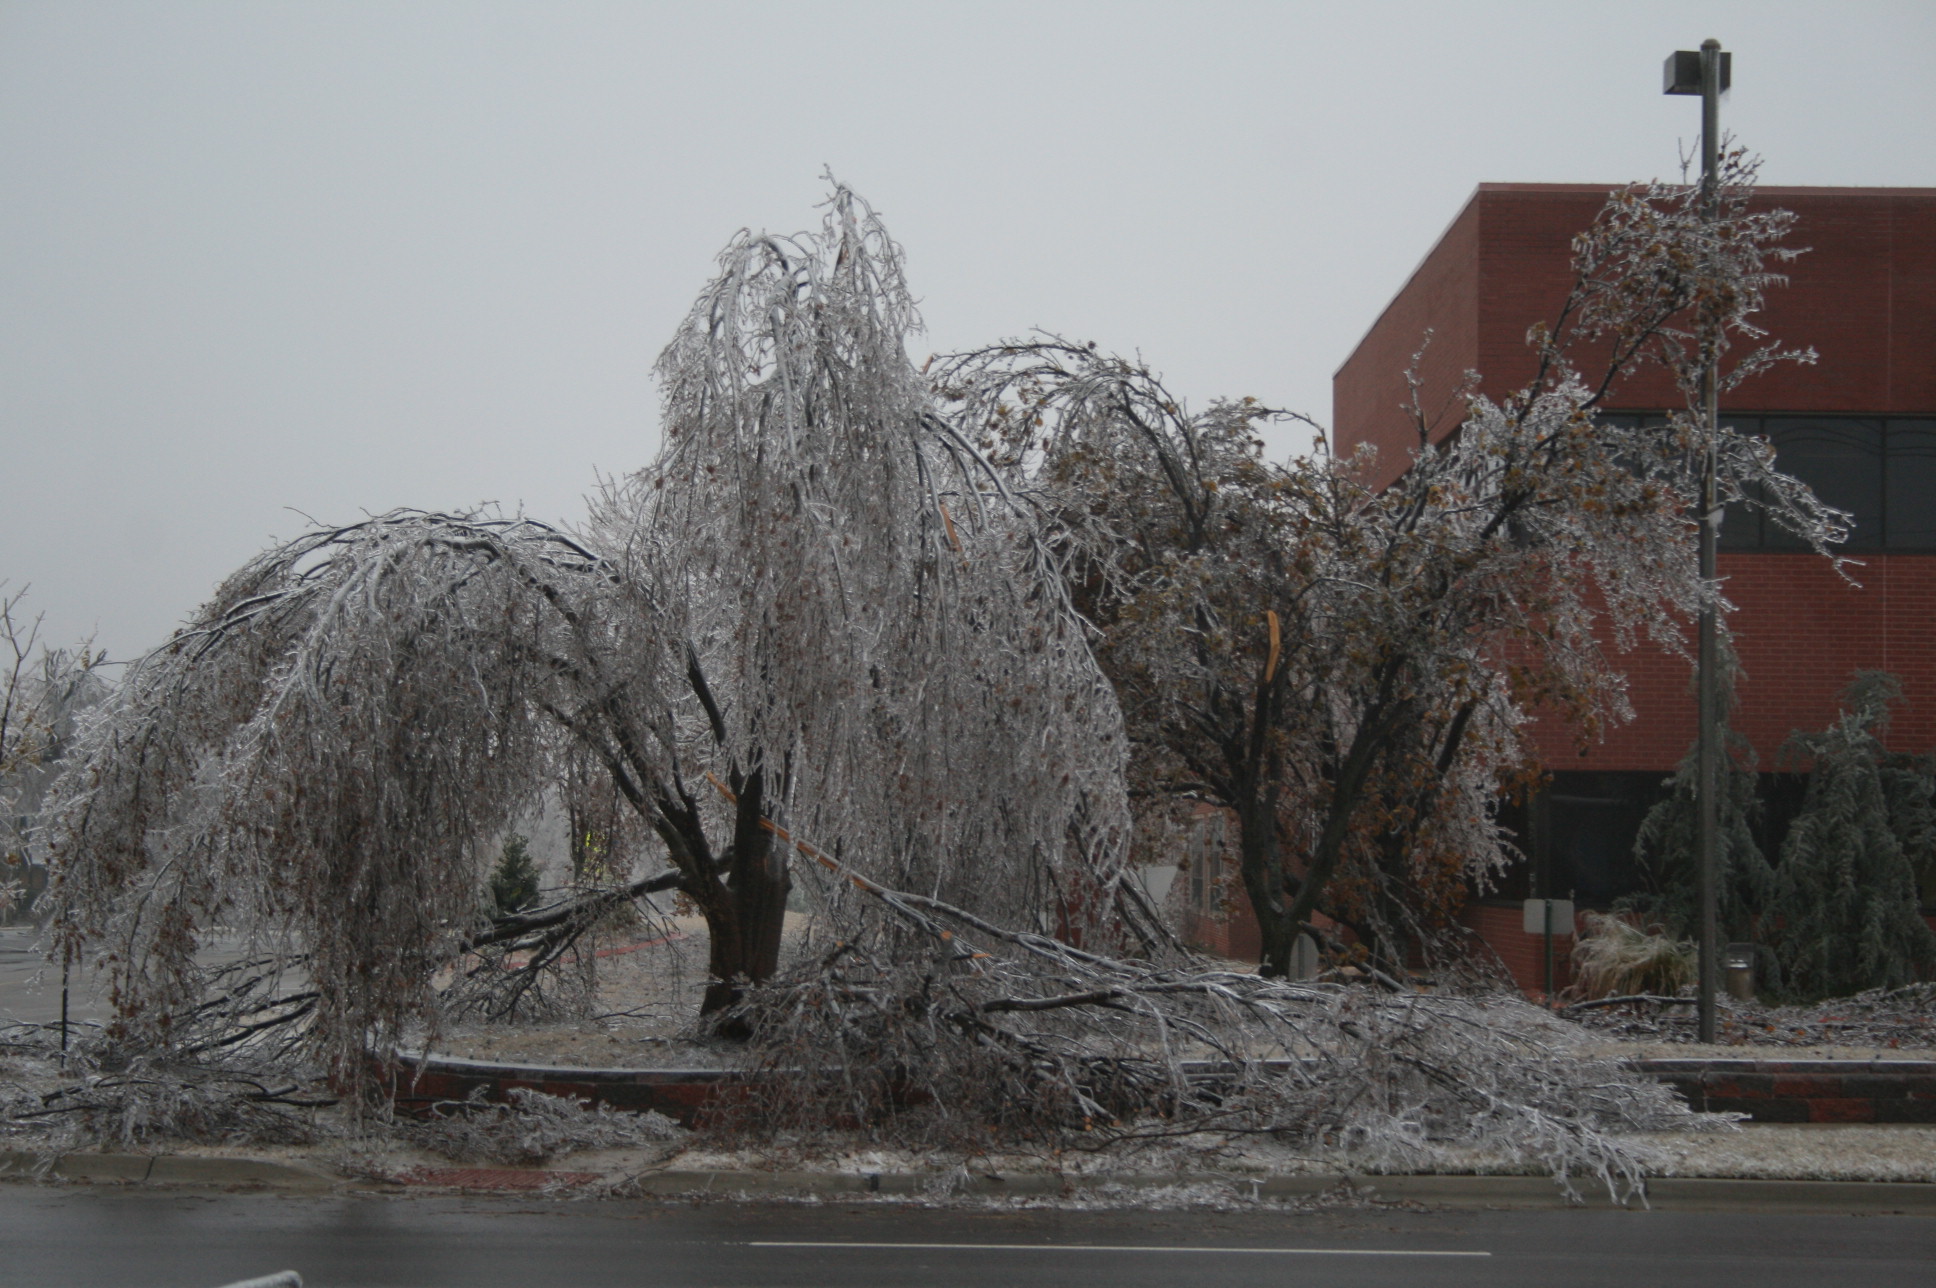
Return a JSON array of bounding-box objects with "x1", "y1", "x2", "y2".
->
[{"x1": 746, "y1": 1241, "x2": 1489, "y2": 1258}]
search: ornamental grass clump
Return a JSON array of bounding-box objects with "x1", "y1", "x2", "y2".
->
[{"x1": 1569, "y1": 912, "x2": 1696, "y2": 1001}]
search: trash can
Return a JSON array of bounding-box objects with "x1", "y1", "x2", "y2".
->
[{"x1": 1724, "y1": 942, "x2": 1756, "y2": 1002}]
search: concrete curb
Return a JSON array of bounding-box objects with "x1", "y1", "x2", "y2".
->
[
  {"x1": 5, "y1": 1151, "x2": 1935, "y2": 1212},
  {"x1": 614, "y1": 1169, "x2": 1936, "y2": 1212},
  {"x1": 0, "y1": 1150, "x2": 338, "y2": 1189},
  {"x1": 379, "y1": 1050, "x2": 1936, "y2": 1127}
]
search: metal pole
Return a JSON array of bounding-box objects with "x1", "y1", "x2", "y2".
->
[
  {"x1": 1695, "y1": 37, "x2": 1723, "y2": 1046},
  {"x1": 1542, "y1": 899, "x2": 1554, "y2": 1002},
  {"x1": 59, "y1": 942, "x2": 71, "y2": 1065}
]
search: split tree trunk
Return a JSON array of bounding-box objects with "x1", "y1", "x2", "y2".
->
[{"x1": 697, "y1": 767, "x2": 790, "y2": 1019}]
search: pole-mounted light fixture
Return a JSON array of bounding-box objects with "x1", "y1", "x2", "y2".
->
[
  {"x1": 1663, "y1": 38, "x2": 1728, "y2": 1047},
  {"x1": 1663, "y1": 48, "x2": 1731, "y2": 97}
]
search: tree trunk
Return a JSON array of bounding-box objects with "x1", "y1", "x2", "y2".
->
[
  {"x1": 638, "y1": 770, "x2": 790, "y2": 1025},
  {"x1": 699, "y1": 766, "x2": 790, "y2": 1022},
  {"x1": 1233, "y1": 789, "x2": 1301, "y2": 978}
]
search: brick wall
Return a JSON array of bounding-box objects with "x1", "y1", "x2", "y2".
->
[
  {"x1": 1302, "y1": 185, "x2": 1936, "y2": 989},
  {"x1": 1640, "y1": 1058, "x2": 1936, "y2": 1123},
  {"x1": 1336, "y1": 185, "x2": 1936, "y2": 490},
  {"x1": 1335, "y1": 183, "x2": 1936, "y2": 774},
  {"x1": 1474, "y1": 186, "x2": 1936, "y2": 418},
  {"x1": 1462, "y1": 901, "x2": 1579, "y2": 998},
  {"x1": 1330, "y1": 198, "x2": 1480, "y2": 484},
  {"x1": 1182, "y1": 899, "x2": 1262, "y2": 962},
  {"x1": 1525, "y1": 553, "x2": 1936, "y2": 771}
]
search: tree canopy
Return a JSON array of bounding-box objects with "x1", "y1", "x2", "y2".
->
[
  {"x1": 41, "y1": 188, "x2": 1134, "y2": 1075},
  {"x1": 936, "y1": 151, "x2": 1837, "y2": 978}
]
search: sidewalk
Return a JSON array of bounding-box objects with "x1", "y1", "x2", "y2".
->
[{"x1": 6, "y1": 1147, "x2": 1936, "y2": 1214}]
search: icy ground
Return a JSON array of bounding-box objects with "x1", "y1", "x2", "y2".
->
[
  {"x1": 9, "y1": 921, "x2": 1936, "y2": 1192},
  {"x1": 63, "y1": 1117, "x2": 1936, "y2": 1192}
]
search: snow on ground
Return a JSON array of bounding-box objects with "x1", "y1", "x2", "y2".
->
[
  {"x1": 121, "y1": 1117, "x2": 1935, "y2": 1188},
  {"x1": 1625, "y1": 1124, "x2": 1936, "y2": 1182}
]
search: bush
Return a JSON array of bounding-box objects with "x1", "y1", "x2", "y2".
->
[
  {"x1": 1626, "y1": 727, "x2": 1772, "y2": 942},
  {"x1": 1768, "y1": 674, "x2": 1936, "y2": 1001},
  {"x1": 1569, "y1": 911, "x2": 1696, "y2": 1000}
]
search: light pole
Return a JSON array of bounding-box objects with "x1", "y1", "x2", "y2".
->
[{"x1": 1664, "y1": 39, "x2": 1730, "y2": 1045}]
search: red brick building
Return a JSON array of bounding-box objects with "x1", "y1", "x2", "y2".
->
[{"x1": 1330, "y1": 184, "x2": 1936, "y2": 991}]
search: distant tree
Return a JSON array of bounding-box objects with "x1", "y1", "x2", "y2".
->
[
  {"x1": 1768, "y1": 672, "x2": 1936, "y2": 1000},
  {"x1": 1626, "y1": 728, "x2": 1770, "y2": 942},
  {"x1": 1877, "y1": 742, "x2": 1936, "y2": 906},
  {"x1": 488, "y1": 833, "x2": 541, "y2": 918},
  {"x1": 0, "y1": 586, "x2": 107, "y2": 918}
]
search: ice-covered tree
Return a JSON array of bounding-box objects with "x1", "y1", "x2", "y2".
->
[
  {"x1": 40, "y1": 188, "x2": 1131, "y2": 1078},
  {"x1": 605, "y1": 187, "x2": 1132, "y2": 971},
  {"x1": 42, "y1": 513, "x2": 614, "y2": 1070},
  {"x1": 0, "y1": 587, "x2": 107, "y2": 918},
  {"x1": 937, "y1": 150, "x2": 1837, "y2": 979}
]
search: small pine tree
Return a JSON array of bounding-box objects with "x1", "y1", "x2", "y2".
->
[
  {"x1": 1768, "y1": 673, "x2": 1936, "y2": 1001},
  {"x1": 1624, "y1": 634, "x2": 1771, "y2": 945},
  {"x1": 1626, "y1": 725, "x2": 1772, "y2": 942},
  {"x1": 1880, "y1": 746, "x2": 1936, "y2": 903},
  {"x1": 488, "y1": 833, "x2": 541, "y2": 917}
]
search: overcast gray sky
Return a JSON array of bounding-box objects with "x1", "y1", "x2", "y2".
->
[{"x1": 3, "y1": 1, "x2": 1932, "y2": 660}]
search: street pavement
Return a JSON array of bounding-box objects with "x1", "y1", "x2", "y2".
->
[
  {"x1": 1, "y1": 923, "x2": 265, "y2": 1027},
  {"x1": 1, "y1": 1189, "x2": 1932, "y2": 1288},
  {"x1": 0, "y1": 923, "x2": 73, "y2": 1025}
]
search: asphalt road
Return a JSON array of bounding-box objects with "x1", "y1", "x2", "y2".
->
[
  {"x1": 2, "y1": 1190, "x2": 1932, "y2": 1288},
  {"x1": 0, "y1": 924, "x2": 72, "y2": 1025},
  {"x1": 0, "y1": 924, "x2": 266, "y2": 1027}
]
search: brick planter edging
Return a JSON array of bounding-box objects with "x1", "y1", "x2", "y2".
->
[
  {"x1": 382, "y1": 1052, "x2": 1936, "y2": 1127},
  {"x1": 382, "y1": 1052, "x2": 752, "y2": 1126},
  {"x1": 1632, "y1": 1058, "x2": 1936, "y2": 1124}
]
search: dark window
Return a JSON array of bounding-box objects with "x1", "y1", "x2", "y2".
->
[
  {"x1": 1720, "y1": 414, "x2": 1765, "y2": 549},
  {"x1": 1491, "y1": 771, "x2": 1667, "y2": 906},
  {"x1": 1490, "y1": 770, "x2": 1909, "y2": 910},
  {"x1": 1611, "y1": 411, "x2": 1930, "y2": 553},
  {"x1": 1754, "y1": 771, "x2": 1811, "y2": 867},
  {"x1": 1596, "y1": 409, "x2": 1769, "y2": 549},
  {"x1": 1760, "y1": 417, "x2": 1884, "y2": 549},
  {"x1": 1538, "y1": 772, "x2": 1664, "y2": 904},
  {"x1": 1886, "y1": 420, "x2": 1936, "y2": 550}
]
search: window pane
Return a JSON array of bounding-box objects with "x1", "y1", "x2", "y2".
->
[
  {"x1": 1720, "y1": 487, "x2": 1764, "y2": 550},
  {"x1": 1719, "y1": 414, "x2": 1763, "y2": 550},
  {"x1": 1541, "y1": 772, "x2": 1665, "y2": 903},
  {"x1": 1762, "y1": 417, "x2": 1883, "y2": 550},
  {"x1": 1886, "y1": 420, "x2": 1936, "y2": 550}
]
